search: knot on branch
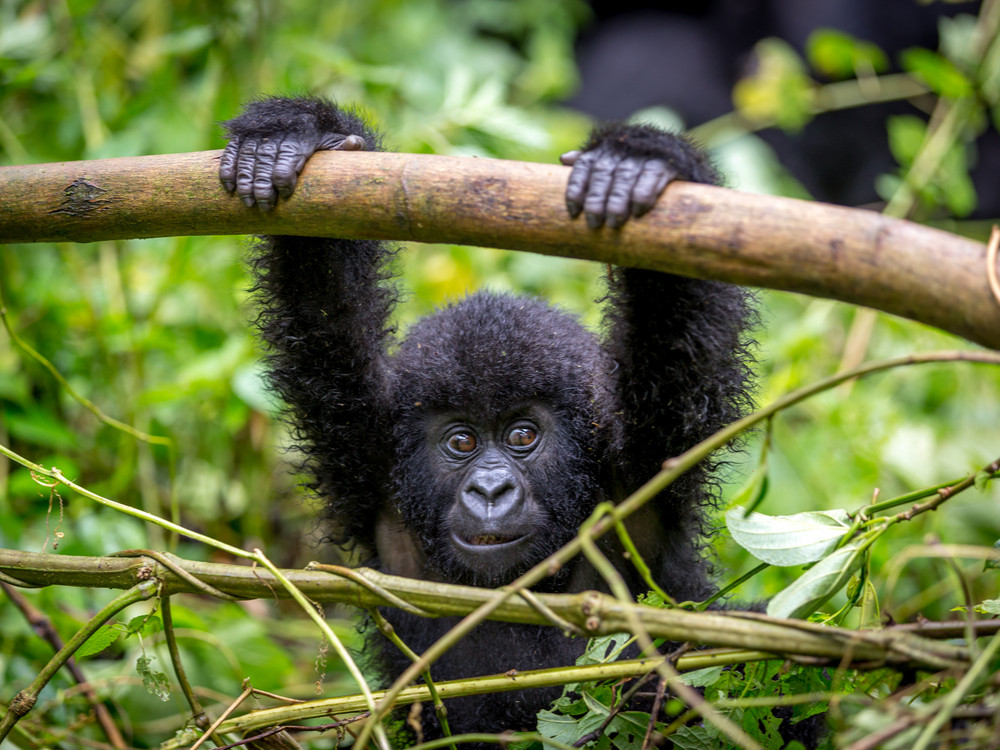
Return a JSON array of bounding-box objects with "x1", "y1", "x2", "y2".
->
[
  {"x1": 580, "y1": 590, "x2": 604, "y2": 632},
  {"x1": 10, "y1": 690, "x2": 36, "y2": 717}
]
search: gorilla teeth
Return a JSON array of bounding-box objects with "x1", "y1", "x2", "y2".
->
[{"x1": 469, "y1": 534, "x2": 514, "y2": 546}]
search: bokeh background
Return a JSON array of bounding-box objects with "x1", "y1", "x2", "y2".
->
[{"x1": 1, "y1": 0, "x2": 998, "y2": 745}]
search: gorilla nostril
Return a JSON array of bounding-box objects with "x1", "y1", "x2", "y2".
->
[
  {"x1": 461, "y1": 466, "x2": 525, "y2": 522},
  {"x1": 469, "y1": 476, "x2": 514, "y2": 502}
]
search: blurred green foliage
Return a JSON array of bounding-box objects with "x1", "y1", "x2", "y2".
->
[{"x1": 1, "y1": 0, "x2": 999, "y2": 747}]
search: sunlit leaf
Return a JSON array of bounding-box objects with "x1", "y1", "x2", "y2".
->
[
  {"x1": 726, "y1": 506, "x2": 851, "y2": 565},
  {"x1": 901, "y1": 47, "x2": 973, "y2": 99},
  {"x1": 732, "y1": 39, "x2": 815, "y2": 131},
  {"x1": 977, "y1": 599, "x2": 1000, "y2": 615},
  {"x1": 767, "y1": 543, "x2": 864, "y2": 619},
  {"x1": 806, "y1": 29, "x2": 888, "y2": 78}
]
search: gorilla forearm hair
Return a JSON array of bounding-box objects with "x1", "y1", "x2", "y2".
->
[{"x1": 0, "y1": 150, "x2": 997, "y2": 350}]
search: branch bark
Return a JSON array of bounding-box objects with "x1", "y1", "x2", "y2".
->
[
  {"x1": 0, "y1": 548, "x2": 985, "y2": 670},
  {"x1": 1, "y1": 150, "x2": 998, "y2": 349}
]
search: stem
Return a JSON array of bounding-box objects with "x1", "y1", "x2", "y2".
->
[
  {"x1": 161, "y1": 597, "x2": 221, "y2": 742},
  {"x1": 887, "y1": 458, "x2": 999, "y2": 523},
  {"x1": 579, "y1": 508, "x2": 764, "y2": 750},
  {"x1": 702, "y1": 563, "x2": 770, "y2": 610},
  {"x1": 692, "y1": 73, "x2": 929, "y2": 144},
  {"x1": 0, "y1": 581, "x2": 158, "y2": 742},
  {"x1": 0, "y1": 582, "x2": 126, "y2": 748},
  {"x1": 911, "y1": 627, "x2": 1000, "y2": 750},
  {"x1": 159, "y1": 650, "x2": 774, "y2": 745},
  {"x1": 0, "y1": 283, "x2": 173, "y2": 450},
  {"x1": 350, "y1": 350, "x2": 1000, "y2": 749},
  {"x1": 250, "y1": 550, "x2": 391, "y2": 750},
  {"x1": 0, "y1": 442, "x2": 249, "y2": 559},
  {"x1": 370, "y1": 609, "x2": 456, "y2": 745}
]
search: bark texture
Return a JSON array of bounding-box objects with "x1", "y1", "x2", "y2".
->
[{"x1": 1, "y1": 149, "x2": 997, "y2": 348}]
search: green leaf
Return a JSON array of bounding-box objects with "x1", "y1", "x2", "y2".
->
[
  {"x1": 726, "y1": 506, "x2": 851, "y2": 565},
  {"x1": 680, "y1": 666, "x2": 725, "y2": 688},
  {"x1": 607, "y1": 711, "x2": 654, "y2": 750},
  {"x1": 127, "y1": 614, "x2": 163, "y2": 637},
  {"x1": 3, "y1": 405, "x2": 78, "y2": 450},
  {"x1": 806, "y1": 29, "x2": 888, "y2": 79},
  {"x1": 581, "y1": 689, "x2": 612, "y2": 717},
  {"x1": 900, "y1": 47, "x2": 973, "y2": 98},
  {"x1": 887, "y1": 115, "x2": 927, "y2": 168},
  {"x1": 535, "y1": 706, "x2": 607, "y2": 746},
  {"x1": 987, "y1": 541, "x2": 1000, "y2": 571},
  {"x1": 976, "y1": 599, "x2": 1000, "y2": 615},
  {"x1": 136, "y1": 655, "x2": 171, "y2": 701},
  {"x1": 937, "y1": 141, "x2": 977, "y2": 217},
  {"x1": 670, "y1": 724, "x2": 729, "y2": 750},
  {"x1": 742, "y1": 705, "x2": 784, "y2": 746},
  {"x1": 732, "y1": 39, "x2": 815, "y2": 132},
  {"x1": 974, "y1": 470, "x2": 994, "y2": 493},
  {"x1": 767, "y1": 543, "x2": 865, "y2": 619},
  {"x1": 77, "y1": 622, "x2": 123, "y2": 658},
  {"x1": 577, "y1": 632, "x2": 631, "y2": 665}
]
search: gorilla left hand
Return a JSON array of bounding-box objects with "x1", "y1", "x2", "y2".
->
[
  {"x1": 220, "y1": 113, "x2": 366, "y2": 211},
  {"x1": 561, "y1": 144, "x2": 675, "y2": 229}
]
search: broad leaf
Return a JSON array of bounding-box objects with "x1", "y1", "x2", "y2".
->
[
  {"x1": 77, "y1": 622, "x2": 123, "y2": 658},
  {"x1": 726, "y1": 506, "x2": 851, "y2": 565},
  {"x1": 767, "y1": 543, "x2": 864, "y2": 619}
]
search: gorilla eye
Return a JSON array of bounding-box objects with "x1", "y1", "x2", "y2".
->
[
  {"x1": 447, "y1": 433, "x2": 477, "y2": 453},
  {"x1": 507, "y1": 426, "x2": 538, "y2": 448}
]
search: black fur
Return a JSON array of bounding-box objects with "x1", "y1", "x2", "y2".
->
[{"x1": 223, "y1": 97, "x2": 755, "y2": 739}]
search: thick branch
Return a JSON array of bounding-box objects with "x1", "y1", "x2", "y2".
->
[
  {"x1": 0, "y1": 548, "x2": 983, "y2": 669},
  {"x1": 0, "y1": 150, "x2": 997, "y2": 349}
]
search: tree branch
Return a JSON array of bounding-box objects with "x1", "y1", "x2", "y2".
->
[
  {"x1": 0, "y1": 150, "x2": 997, "y2": 349},
  {"x1": 0, "y1": 548, "x2": 988, "y2": 670}
]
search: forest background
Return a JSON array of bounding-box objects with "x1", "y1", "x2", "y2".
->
[{"x1": 1, "y1": 1, "x2": 998, "y2": 747}]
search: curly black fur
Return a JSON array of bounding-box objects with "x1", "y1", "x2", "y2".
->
[{"x1": 227, "y1": 97, "x2": 756, "y2": 740}]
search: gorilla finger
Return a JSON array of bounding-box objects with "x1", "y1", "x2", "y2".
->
[
  {"x1": 219, "y1": 140, "x2": 240, "y2": 193},
  {"x1": 338, "y1": 134, "x2": 367, "y2": 151},
  {"x1": 559, "y1": 150, "x2": 581, "y2": 166},
  {"x1": 605, "y1": 156, "x2": 643, "y2": 229},
  {"x1": 318, "y1": 132, "x2": 368, "y2": 151},
  {"x1": 271, "y1": 137, "x2": 311, "y2": 198},
  {"x1": 631, "y1": 160, "x2": 676, "y2": 217},
  {"x1": 582, "y1": 151, "x2": 624, "y2": 228},
  {"x1": 565, "y1": 150, "x2": 599, "y2": 218},
  {"x1": 251, "y1": 137, "x2": 282, "y2": 211},
  {"x1": 234, "y1": 139, "x2": 264, "y2": 207}
]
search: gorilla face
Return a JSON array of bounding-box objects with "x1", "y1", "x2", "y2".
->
[
  {"x1": 436, "y1": 408, "x2": 548, "y2": 577},
  {"x1": 386, "y1": 402, "x2": 596, "y2": 588}
]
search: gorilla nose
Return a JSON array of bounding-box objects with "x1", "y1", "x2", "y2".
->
[{"x1": 461, "y1": 467, "x2": 524, "y2": 520}]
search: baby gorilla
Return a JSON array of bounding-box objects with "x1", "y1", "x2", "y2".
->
[{"x1": 221, "y1": 96, "x2": 754, "y2": 738}]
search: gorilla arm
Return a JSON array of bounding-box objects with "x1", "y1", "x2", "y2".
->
[
  {"x1": 565, "y1": 123, "x2": 756, "y2": 602},
  {"x1": 221, "y1": 97, "x2": 399, "y2": 551}
]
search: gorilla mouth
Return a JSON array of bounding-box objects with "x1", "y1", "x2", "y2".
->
[
  {"x1": 454, "y1": 532, "x2": 527, "y2": 549},
  {"x1": 466, "y1": 533, "x2": 522, "y2": 546}
]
